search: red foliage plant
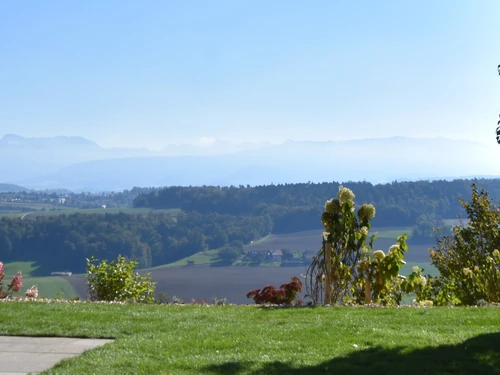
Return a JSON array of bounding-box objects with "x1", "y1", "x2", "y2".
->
[{"x1": 247, "y1": 277, "x2": 302, "y2": 305}]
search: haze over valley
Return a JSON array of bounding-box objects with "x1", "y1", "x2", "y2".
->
[{"x1": 1, "y1": 134, "x2": 498, "y2": 192}]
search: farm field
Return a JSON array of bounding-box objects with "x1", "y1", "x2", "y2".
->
[
  {"x1": 0, "y1": 206, "x2": 181, "y2": 219},
  {"x1": 68, "y1": 262, "x2": 438, "y2": 305},
  {"x1": 244, "y1": 228, "x2": 434, "y2": 263},
  {"x1": 149, "y1": 249, "x2": 221, "y2": 269},
  {"x1": 21, "y1": 207, "x2": 181, "y2": 219},
  {"x1": 1, "y1": 303, "x2": 499, "y2": 374},
  {"x1": 3, "y1": 261, "x2": 80, "y2": 299},
  {"x1": 3, "y1": 225, "x2": 439, "y2": 303},
  {"x1": 68, "y1": 266, "x2": 309, "y2": 304}
]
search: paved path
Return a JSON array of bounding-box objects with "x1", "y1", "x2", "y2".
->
[{"x1": 0, "y1": 336, "x2": 114, "y2": 374}]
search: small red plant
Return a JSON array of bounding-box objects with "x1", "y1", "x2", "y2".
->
[{"x1": 247, "y1": 277, "x2": 302, "y2": 305}]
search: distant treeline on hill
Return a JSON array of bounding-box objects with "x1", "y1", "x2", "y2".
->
[
  {"x1": 0, "y1": 212, "x2": 272, "y2": 274},
  {"x1": 134, "y1": 178, "x2": 500, "y2": 230}
]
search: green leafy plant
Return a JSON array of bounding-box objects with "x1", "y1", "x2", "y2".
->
[
  {"x1": 86, "y1": 255, "x2": 156, "y2": 303},
  {"x1": 357, "y1": 235, "x2": 410, "y2": 306},
  {"x1": 306, "y1": 186, "x2": 413, "y2": 305},
  {"x1": 430, "y1": 184, "x2": 500, "y2": 305}
]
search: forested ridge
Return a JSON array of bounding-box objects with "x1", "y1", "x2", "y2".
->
[
  {"x1": 2, "y1": 178, "x2": 500, "y2": 275},
  {"x1": 134, "y1": 178, "x2": 500, "y2": 228},
  {"x1": 0, "y1": 212, "x2": 272, "y2": 274}
]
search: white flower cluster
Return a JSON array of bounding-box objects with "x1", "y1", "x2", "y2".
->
[
  {"x1": 324, "y1": 198, "x2": 341, "y2": 214},
  {"x1": 359, "y1": 226, "x2": 369, "y2": 237},
  {"x1": 419, "y1": 276, "x2": 427, "y2": 287},
  {"x1": 373, "y1": 250, "x2": 385, "y2": 260},
  {"x1": 358, "y1": 204, "x2": 376, "y2": 221},
  {"x1": 389, "y1": 245, "x2": 400, "y2": 254},
  {"x1": 337, "y1": 186, "x2": 355, "y2": 204}
]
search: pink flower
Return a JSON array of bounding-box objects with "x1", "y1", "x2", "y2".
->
[{"x1": 9, "y1": 271, "x2": 22, "y2": 293}]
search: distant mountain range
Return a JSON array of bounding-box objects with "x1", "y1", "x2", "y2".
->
[
  {"x1": 1, "y1": 134, "x2": 499, "y2": 191},
  {"x1": 0, "y1": 183, "x2": 27, "y2": 192}
]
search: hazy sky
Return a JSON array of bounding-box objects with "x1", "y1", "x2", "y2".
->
[{"x1": 1, "y1": 1, "x2": 500, "y2": 149}]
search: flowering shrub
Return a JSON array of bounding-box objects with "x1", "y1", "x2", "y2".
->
[
  {"x1": 306, "y1": 186, "x2": 414, "y2": 305},
  {"x1": 0, "y1": 261, "x2": 23, "y2": 299},
  {"x1": 247, "y1": 277, "x2": 302, "y2": 305},
  {"x1": 86, "y1": 255, "x2": 156, "y2": 303},
  {"x1": 356, "y1": 235, "x2": 411, "y2": 305}
]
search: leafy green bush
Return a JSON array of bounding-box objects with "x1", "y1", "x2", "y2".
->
[
  {"x1": 86, "y1": 255, "x2": 156, "y2": 303},
  {"x1": 430, "y1": 184, "x2": 500, "y2": 305},
  {"x1": 357, "y1": 235, "x2": 412, "y2": 305}
]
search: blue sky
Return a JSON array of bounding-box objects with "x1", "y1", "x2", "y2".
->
[{"x1": 1, "y1": 1, "x2": 499, "y2": 149}]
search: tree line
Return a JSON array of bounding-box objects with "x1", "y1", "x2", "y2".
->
[
  {"x1": 0, "y1": 211, "x2": 272, "y2": 274},
  {"x1": 134, "y1": 178, "x2": 500, "y2": 230}
]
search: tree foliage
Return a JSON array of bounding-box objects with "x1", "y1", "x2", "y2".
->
[
  {"x1": 430, "y1": 184, "x2": 500, "y2": 305},
  {"x1": 134, "y1": 178, "x2": 500, "y2": 229},
  {"x1": 0, "y1": 212, "x2": 272, "y2": 273}
]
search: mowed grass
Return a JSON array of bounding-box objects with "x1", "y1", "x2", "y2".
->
[{"x1": 1, "y1": 303, "x2": 500, "y2": 375}]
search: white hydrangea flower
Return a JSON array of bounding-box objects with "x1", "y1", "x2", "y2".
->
[
  {"x1": 389, "y1": 245, "x2": 400, "y2": 254},
  {"x1": 324, "y1": 198, "x2": 341, "y2": 214},
  {"x1": 412, "y1": 266, "x2": 420, "y2": 274},
  {"x1": 358, "y1": 204, "x2": 376, "y2": 221},
  {"x1": 337, "y1": 186, "x2": 355, "y2": 204},
  {"x1": 463, "y1": 267, "x2": 471, "y2": 276},
  {"x1": 419, "y1": 276, "x2": 427, "y2": 287},
  {"x1": 359, "y1": 226, "x2": 369, "y2": 237},
  {"x1": 373, "y1": 250, "x2": 385, "y2": 261}
]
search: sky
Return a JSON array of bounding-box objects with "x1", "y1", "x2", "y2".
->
[{"x1": 1, "y1": 1, "x2": 500, "y2": 149}]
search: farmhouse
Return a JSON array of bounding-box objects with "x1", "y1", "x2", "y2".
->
[{"x1": 271, "y1": 249, "x2": 282, "y2": 262}]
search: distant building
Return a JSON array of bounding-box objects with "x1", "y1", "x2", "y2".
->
[
  {"x1": 50, "y1": 272, "x2": 72, "y2": 277},
  {"x1": 271, "y1": 249, "x2": 282, "y2": 262}
]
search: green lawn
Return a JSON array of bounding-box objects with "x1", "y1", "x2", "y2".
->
[{"x1": 0, "y1": 303, "x2": 499, "y2": 374}]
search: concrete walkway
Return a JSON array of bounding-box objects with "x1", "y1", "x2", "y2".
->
[{"x1": 0, "y1": 336, "x2": 114, "y2": 375}]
